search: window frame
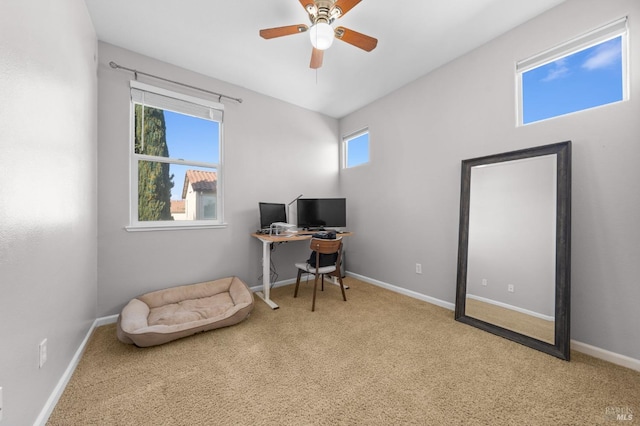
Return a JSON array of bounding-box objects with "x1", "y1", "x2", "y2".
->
[
  {"x1": 516, "y1": 17, "x2": 629, "y2": 126},
  {"x1": 342, "y1": 128, "x2": 370, "y2": 169},
  {"x1": 126, "y1": 81, "x2": 226, "y2": 232}
]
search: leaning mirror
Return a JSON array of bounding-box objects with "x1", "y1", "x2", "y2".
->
[{"x1": 455, "y1": 141, "x2": 571, "y2": 360}]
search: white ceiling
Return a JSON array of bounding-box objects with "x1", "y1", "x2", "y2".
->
[{"x1": 84, "y1": 0, "x2": 565, "y2": 118}]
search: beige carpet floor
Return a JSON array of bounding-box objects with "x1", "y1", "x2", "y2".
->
[{"x1": 48, "y1": 278, "x2": 639, "y2": 425}]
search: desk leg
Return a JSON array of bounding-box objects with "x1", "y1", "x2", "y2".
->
[{"x1": 255, "y1": 240, "x2": 279, "y2": 309}]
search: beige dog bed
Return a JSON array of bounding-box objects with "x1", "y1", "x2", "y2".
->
[{"x1": 117, "y1": 276, "x2": 254, "y2": 347}]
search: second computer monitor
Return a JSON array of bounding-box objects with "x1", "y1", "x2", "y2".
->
[{"x1": 297, "y1": 198, "x2": 346, "y2": 230}]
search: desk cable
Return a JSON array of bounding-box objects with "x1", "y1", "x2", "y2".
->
[{"x1": 257, "y1": 242, "x2": 281, "y2": 288}]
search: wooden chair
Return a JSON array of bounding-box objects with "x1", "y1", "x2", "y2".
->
[{"x1": 293, "y1": 238, "x2": 346, "y2": 311}]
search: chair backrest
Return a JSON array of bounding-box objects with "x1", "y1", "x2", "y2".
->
[
  {"x1": 309, "y1": 237, "x2": 342, "y2": 255},
  {"x1": 308, "y1": 237, "x2": 343, "y2": 272}
]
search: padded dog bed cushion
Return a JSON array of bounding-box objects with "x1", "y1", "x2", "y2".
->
[{"x1": 117, "y1": 276, "x2": 254, "y2": 347}]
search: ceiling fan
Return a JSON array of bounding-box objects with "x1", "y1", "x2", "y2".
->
[{"x1": 259, "y1": 0, "x2": 378, "y2": 69}]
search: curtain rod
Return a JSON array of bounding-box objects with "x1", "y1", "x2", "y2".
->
[{"x1": 109, "y1": 61, "x2": 243, "y2": 104}]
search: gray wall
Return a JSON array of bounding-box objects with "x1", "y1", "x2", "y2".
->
[
  {"x1": 340, "y1": 0, "x2": 640, "y2": 360},
  {"x1": 0, "y1": 0, "x2": 98, "y2": 424},
  {"x1": 97, "y1": 42, "x2": 340, "y2": 317}
]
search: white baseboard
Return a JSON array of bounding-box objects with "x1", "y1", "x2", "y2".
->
[
  {"x1": 249, "y1": 277, "x2": 298, "y2": 293},
  {"x1": 346, "y1": 271, "x2": 456, "y2": 311},
  {"x1": 571, "y1": 340, "x2": 640, "y2": 372},
  {"x1": 34, "y1": 314, "x2": 119, "y2": 426},
  {"x1": 466, "y1": 293, "x2": 554, "y2": 322},
  {"x1": 95, "y1": 314, "x2": 119, "y2": 326}
]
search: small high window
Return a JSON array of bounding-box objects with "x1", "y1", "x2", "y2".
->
[
  {"x1": 517, "y1": 17, "x2": 627, "y2": 125},
  {"x1": 343, "y1": 129, "x2": 369, "y2": 168}
]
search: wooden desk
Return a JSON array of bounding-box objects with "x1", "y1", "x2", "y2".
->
[{"x1": 251, "y1": 231, "x2": 353, "y2": 309}]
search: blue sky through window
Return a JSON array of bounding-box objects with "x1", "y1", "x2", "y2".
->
[
  {"x1": 346, "y1": 132, "x2": 369, "y2": 168},
  {"x1": 164, "y1": 110, "x2": 219, "y2": 200},
  {"x1": 522, "y1": 36, "x2": 623, "y2": 124}
]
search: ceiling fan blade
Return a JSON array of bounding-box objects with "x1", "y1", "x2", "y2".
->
[
  {"x1": 299, "y1": 0, "x2": 315, "y2": 12},
  {"x1": 310, "y1": 47, "x2": 324, "y2": 69},
  {"x1": 334, "y1": 26, "x2": 378, "y2": 52},
  {"x1": 259, "y1": 24, "x2": 308, "y2": 39},
  {"x1": 332, "y1": 0, "x2": 362, "y2": 17}
]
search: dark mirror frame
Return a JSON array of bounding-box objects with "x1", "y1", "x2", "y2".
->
[{"x1": 455, "y1": 141, "x2": 571, "y2": 360}]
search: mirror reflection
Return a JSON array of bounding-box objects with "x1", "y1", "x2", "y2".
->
[
  {"x1": 455, "y1": 141, "x2": 571, "y2": 360},
  {"x1": 466, "y1": 155, "x2": 556, "y2": 344}
]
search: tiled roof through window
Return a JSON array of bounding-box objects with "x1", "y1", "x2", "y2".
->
[
  {"x1": 170, "y1": 199, "x2": 185, "y2": 214},
  {"x1": 182, "y1": 170, "x2": 217, "y2": 198}
]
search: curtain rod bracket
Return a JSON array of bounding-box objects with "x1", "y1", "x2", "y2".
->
[{"x1": 108, "y1": 61, "x2": 243, "y2": 104}]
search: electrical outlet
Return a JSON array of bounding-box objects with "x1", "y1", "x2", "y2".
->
[
  {"x1": 39, "y1": 339, "x2": 47, "y2": 368},
  {"x1": 481, "y1": 278, "x2": 487, "y2": 286},
  {"x1": 508, "y1": 284, "x2": 514, "y2": 293},
  {"x1": 415, "y1": 263, "x2": 422, "y2": 274}
]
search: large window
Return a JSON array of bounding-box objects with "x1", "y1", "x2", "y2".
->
[
  {"x1": 128, "y1": 81, "x2": 224, "y2": 230},
  {"x1": 343, "y1": 128, "x2": 369, "y2": 168},
  {"x1": 517, "y1": 17, "x2": 628, "y2": 125}
]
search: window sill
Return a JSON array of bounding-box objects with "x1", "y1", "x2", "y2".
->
[{"x1": 125, "y1": 222, "x2": 228, "y2": 232}]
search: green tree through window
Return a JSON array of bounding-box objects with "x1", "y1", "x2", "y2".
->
[{"x1": 134, "y1": 105, "x2": 175, "y2": 221}]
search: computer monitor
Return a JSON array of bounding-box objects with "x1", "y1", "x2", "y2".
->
[
  {"x1": 297, "y1": 198, "x2": 346, "y2": 230},
  {"x1": 258, "y1": 202, "x2": 287, "y2": 229}
]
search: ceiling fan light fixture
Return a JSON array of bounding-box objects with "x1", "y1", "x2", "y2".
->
[{"x1": 309, "y1": 22, "x2": 334, "y2": 50}]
